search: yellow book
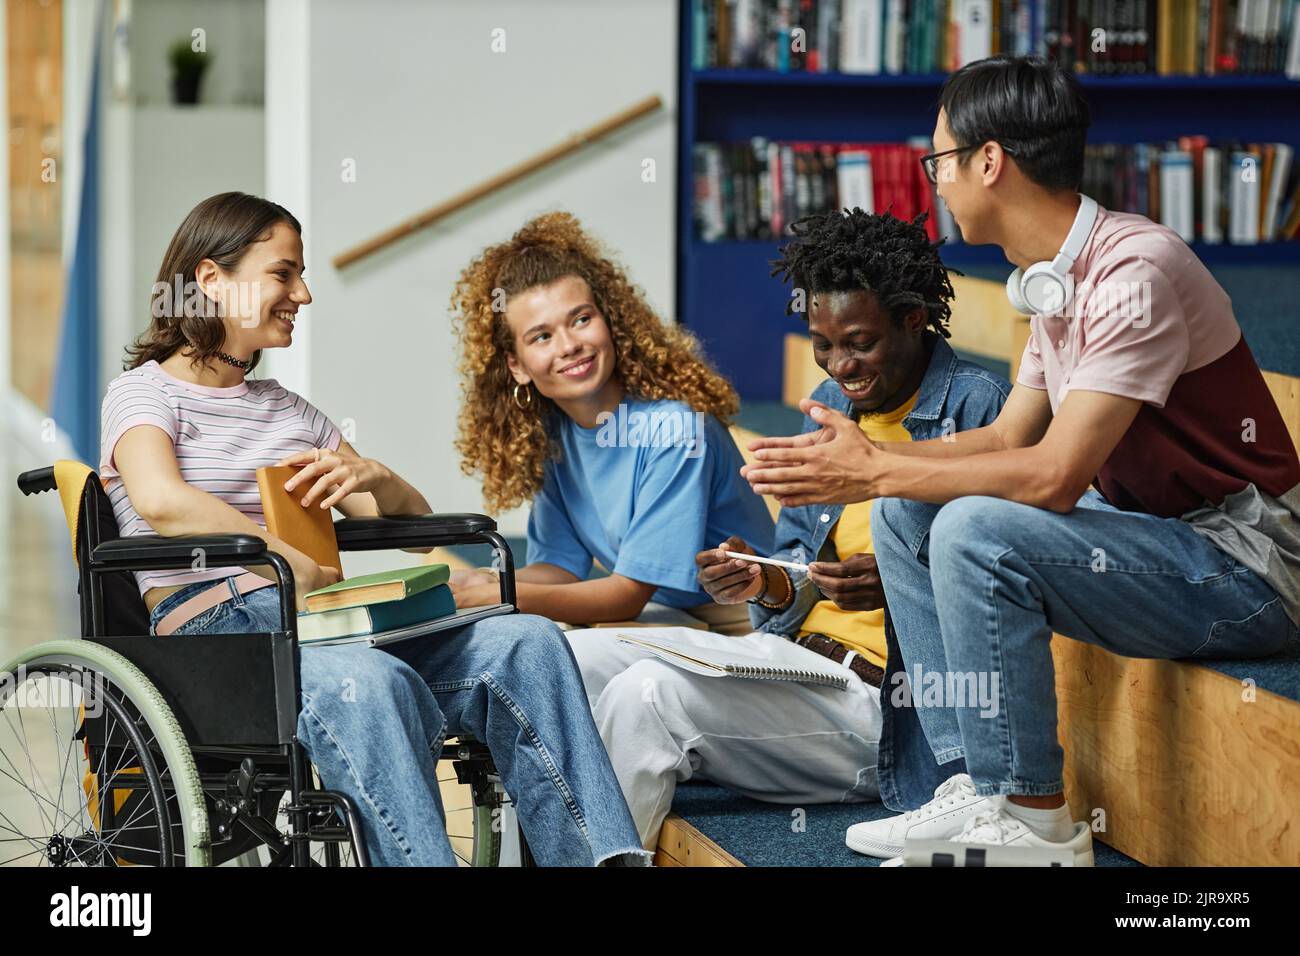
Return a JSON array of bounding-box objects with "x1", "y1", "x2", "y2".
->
[{"x1": 1157, "y1": 0, "x2": 1174, "y2": 75}]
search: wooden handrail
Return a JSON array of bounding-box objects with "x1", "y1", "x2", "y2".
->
[{"x1": 332, "y1": 94, "x2": 664, "y2": 269}]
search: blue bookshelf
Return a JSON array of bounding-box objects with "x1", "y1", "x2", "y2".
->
[{"x1": 675, "y1": 3, "x2": 1300, "y2": 400}]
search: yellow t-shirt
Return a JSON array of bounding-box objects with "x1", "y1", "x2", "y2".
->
[{"x1": 797, "y1": 389, "x2": 918, "y2": 669}]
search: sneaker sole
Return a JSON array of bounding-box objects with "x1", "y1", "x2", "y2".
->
[
  {"x1": 845, "y1": 830, "x2": 905, "y2": 859},
  {"x1": 846, "y1": 798, "x2": 993, "y2": 860}
]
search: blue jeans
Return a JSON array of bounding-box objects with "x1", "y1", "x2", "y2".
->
[
  {"x1": 148, "y1": 578, "x2": 647, "y2": 866},
  {"x1": 871, "y1": 491, "x2": 1296, "y2": 809}
]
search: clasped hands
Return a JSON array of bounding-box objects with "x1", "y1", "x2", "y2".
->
[{"x1": 741, "y1": 399, "x2": 886, "y2": 508}]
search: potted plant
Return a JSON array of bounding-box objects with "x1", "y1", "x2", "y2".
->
[{"x1": 169, "y1": 39, "x2": 211, "y2": 105}]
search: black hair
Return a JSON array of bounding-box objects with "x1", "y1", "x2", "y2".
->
[
  {"x1": 938, "y1": 54, "x2": 1091, "y2": 191},
  {"x1": 770, "y1": 208, "x2": 958, "y2": 339}
]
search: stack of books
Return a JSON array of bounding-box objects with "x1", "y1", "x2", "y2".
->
[
  {"x1": 255, "y1": 462, "x2": 513, "y2": 647},
  {"x1": 297, "y1": 565, "x2": 458, "y2": 643},
  {"x1": 690, "y1": 0, "x2": 1300, "y2": 78}
]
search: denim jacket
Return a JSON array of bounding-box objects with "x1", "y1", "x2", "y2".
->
[{"x1": 748, "y1": 333, "x2": 1011, "y2": 636}]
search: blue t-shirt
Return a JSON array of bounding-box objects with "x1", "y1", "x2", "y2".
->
[{"x1": 526, "y1": 398, "x2": 775, "y2": 608}]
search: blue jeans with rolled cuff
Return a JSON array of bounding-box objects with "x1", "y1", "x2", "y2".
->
[
  {"x1": 871, "y1": 490, "x2": 1296, "y2": 809},
  {"x1": 148, "y1": 579, "x2": 648, "y2": 866}
]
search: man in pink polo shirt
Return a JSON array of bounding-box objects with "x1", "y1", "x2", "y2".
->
[{"x1": 742, "y1": 54, "x2": 1299, "y2": 866}]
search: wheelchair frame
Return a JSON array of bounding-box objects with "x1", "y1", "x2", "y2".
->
[{"x1": 12, "y1": 463, "x2": 521, "y2": 867}]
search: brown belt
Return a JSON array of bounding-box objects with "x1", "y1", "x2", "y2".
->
[
  {"x1": 793, "y1": 632, "x2": 885, "y2": 688},
  {"x1": 155, "y1": 572, "x2": 276, "y2": 636}
]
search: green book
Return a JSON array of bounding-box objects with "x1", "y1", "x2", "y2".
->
[
  {"x1": 304, "y1": 564, "x2": 451, "y2": 612},
  {"x1": 298, "y1": 583, "x2": 458, "y2": 643}
]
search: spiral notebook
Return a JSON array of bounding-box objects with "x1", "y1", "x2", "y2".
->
[{"x1": 615, "y1": 633, "x2": 849, "y2": 690}]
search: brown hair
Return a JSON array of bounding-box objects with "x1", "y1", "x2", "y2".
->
[
  {"x1": 125, "y1": 191, "x2": 302, "y2": 371},
  {"x1": 452, "y1": 211, "x2": 739, "y2": 515}
]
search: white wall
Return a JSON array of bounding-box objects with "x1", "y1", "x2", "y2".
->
[
  {"x1": 0, "y1": 0, "x2": 9, "y2": 397},
  {"x1": 122, "y1": 106, "x2": 265, "y2": 360},
  {"x1": 127, "y1": 0, "x2": 264, "y2": 106},
  {"x1": 266, "y1": 0, "x2": 678, "y2": 542},
  {"x1": 260, "y1": 0, "x2": 310, "y2": 392},
  {"x1": 99, "y1": 2, "x2": 267, "y2": 390}
]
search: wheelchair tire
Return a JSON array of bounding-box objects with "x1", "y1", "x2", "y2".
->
[
  {"x1": 470, "y1": 803, "x2": 501, "y2": 867},
  {"x1": 0, "y1": 640, "x2": 210, "y2": 866}
]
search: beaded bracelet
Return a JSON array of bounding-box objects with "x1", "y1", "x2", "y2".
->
[{"x1": 751, "y1": 564, "x2": 794, "y2": 610}]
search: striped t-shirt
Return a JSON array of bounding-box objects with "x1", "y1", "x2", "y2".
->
[{"x1": 99, "y1": 359, "x2": 342, "y2": 595}]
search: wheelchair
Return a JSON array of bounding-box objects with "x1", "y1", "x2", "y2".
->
[{"x1": 0, "y1": 461, "x2": 534, "y2": 867}]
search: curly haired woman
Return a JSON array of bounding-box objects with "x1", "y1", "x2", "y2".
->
[{"x1": 450, "y1": 212, "x2": 773, "y2": 628}]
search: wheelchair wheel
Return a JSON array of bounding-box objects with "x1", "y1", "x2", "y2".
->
[
  {"x1": 441, "y1": 745, "x2": 536, "y2": 867},
  {"x1": 0, "y1": 641, "x2": 209, "y2": 866}
]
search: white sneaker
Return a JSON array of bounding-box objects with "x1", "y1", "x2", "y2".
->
[
  {"x1": 845, "y1": 773, "x2": 995, "y2": 859},
  {"x1": 881, "y1": 808, "x2": 1095, "y2": 867}
]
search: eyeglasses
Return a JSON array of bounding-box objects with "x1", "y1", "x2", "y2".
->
[{"x1": 919, "y1": 143, "x2": 1020, "y2": 185}]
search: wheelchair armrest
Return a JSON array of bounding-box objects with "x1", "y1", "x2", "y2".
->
[
  {"x1": 332, "y1": 513, "x2": 498, "y2": 551},
  {"x1": 92, "y1": 533, "x2": 269, "y2": 570},
  {"x1": 332, "y1": 514, "x2": 517, "y2": 607},
  {"x1": 90, "y1": 535, "x2": 299, "y2": 636}
]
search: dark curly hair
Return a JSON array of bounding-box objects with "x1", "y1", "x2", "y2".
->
[{"x1": 769, "y1": 208, "x2": 959, "y2": 338}]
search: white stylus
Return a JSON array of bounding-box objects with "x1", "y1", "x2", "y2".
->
[{"x1": 723, "y1": 551, "x2": 809, "y2": 572}]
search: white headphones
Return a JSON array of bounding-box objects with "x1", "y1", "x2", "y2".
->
[{"x1": 1005, "y1": 193, "x2": 1099, "y2": 315}]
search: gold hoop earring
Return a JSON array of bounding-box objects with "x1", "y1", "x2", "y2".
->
[{"x1": 513, "y1": 383, "x2": 534, "y2": 410}]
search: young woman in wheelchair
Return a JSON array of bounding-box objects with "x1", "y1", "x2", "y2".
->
[
  {"x1": 449, "y1": 212, "x2": 774, "y2": 631},
  {"x1": 101, "y1": 191, "x2": 647, "y2": 866}
]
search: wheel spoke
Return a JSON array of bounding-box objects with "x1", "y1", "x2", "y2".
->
[
  {"x1": 0, "y1": 846, "x2": 46, "y2": 867},
  {"x1": 0, "y1": 806, "x2": 45, "y2": 855},
  {"x1": 39, "y1": 684, "x2": 72, "y2": 833},
  {"x1": 0, "y1": 761, "x2": 72, "y2": 833},
  {"x1": 47, "y1": 683, "x2": 87, "y2": 836},
  {"x1": 1, "y1": 703, "x2": 58, "y2": 835}
]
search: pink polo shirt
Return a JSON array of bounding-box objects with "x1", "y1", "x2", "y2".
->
[{"x1": 1016, "y1": 204, "x2": 1300, "y2": 623}]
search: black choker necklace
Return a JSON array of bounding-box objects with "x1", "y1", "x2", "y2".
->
[{"x1": 215, "y1": 350, "x2": 253, "y2": 372}]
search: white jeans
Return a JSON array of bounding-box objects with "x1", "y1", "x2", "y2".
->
[{"x1": 566, "y1": 626, "x2": 884, "y2": 849}]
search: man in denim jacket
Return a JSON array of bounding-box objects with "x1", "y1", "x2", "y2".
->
[{"x1": 566, "y1": 210, "x2": 1008, "y2": 849}]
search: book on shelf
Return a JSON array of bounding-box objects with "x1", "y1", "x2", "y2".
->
[
  {"x1": 696, "y1": 135, "x2": 1300, "y2": 245},
  {"x1": 1082, "y1": 137, "x2": 1299, "y2": 243},
  {"x1": 693, "y1": 138, "x2": 946, "y2": 242},
  {"x1": 1231, "y1": 149, "x2": 1264, "y2": 242},
  {"x1": 1203, "y1": 145, "x2": 1224, "y2": 242},
  {"x1": 1159, "y1": 150, "x2": 1196, "y2": 240},
  {"x1": 1263, "y1": 142, "x2": 1294, "y2": 238},
  {"x1": 690, "y1": 0, "x2": 1300, "y2": 77}
]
